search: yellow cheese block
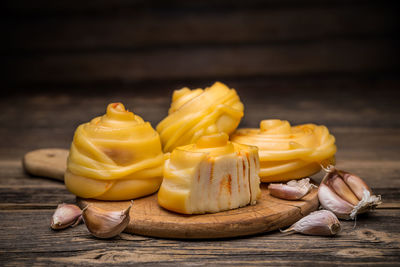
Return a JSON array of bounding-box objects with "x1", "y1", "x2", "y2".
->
[
  {"x1": 156, "y1": 82, "x2": 244, "y2": 152},
  {"x1": 65, "y1": 103, "x2": 164, "y2": 200},
  {"x1": 231, "y1": 119, "x2": 336, "y2": 182},
  {"x1": 158, "y1": 133, "x2": 261, "y2": 214}
]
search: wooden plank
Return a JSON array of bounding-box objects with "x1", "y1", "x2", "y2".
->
[
  {"x1": 0, "y1": 160, "x2": 66, "y2": 186},
  {"x1": 4, "y1": 0, "x2": 394, "y2": 16},
  {"x1": 0, "y1": 185, "x2": 74, "y2": 209},
  {"x1": 5, "y1": 40, "x2": 398, "y2": 85},
  {"x1": 18, "y1": 148, "x2": 400, "y2": 189},
  {"x1": 0, "y1": 209, "x2": 399, "y2": 265},
  {"x1": 3, "y1": 77, "x2": 399, "y2": 124},
  {"x1": 3, "y1": 157, "x2": 400, "y2": 191},
  {"x1": 0, "y1": 185, "x2": 396, "y2": 209},
  {"x1": 0, "y1": 83, "x2": 399, "y2": 265},
  {"x1": 77, "y1": 186, "x2": 319, "y2": 239},
  {"x1": 6, "y1": 6, "x2": 397, "y2": 51},
  {"x1": 1, "y1": 81, "x2": 400, "y2": 161},
  {"x1": 1, "y1": 127, "x2": 400, "y2": 162},
  {"x1": 23, "y1": 149, "x2": 68, "y2": 181}
]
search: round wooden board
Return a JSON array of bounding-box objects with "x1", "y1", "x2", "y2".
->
[
  {"x1": 23, "y1": 148, "x2": 319, "y2": 239},
  {"x1": 77, "y1": 185, "x2": 319, "y2": 239}
]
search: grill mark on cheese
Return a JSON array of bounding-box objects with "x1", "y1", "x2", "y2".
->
[
  {"x1": 228, "y1": 173, "x2": 232, "y2": 207},
  {"x1": 246, "y1": 152, "x2": 252, "y2": 200},
  {"x1": 227, "y1": 174, "x2": 232, "y2": 196},
  {"x1": 208, "y1": 158, "x2": 214, "y2": 203},
  {"x1": 218, "y1": 174, "x2": 232, "y2": 208},
  {"x1": 209, "y1": 159, "x2": 214, "y2": 183},
  {"x1": 236, "y1": 159, "x2": 240, "y2": 193},
  {"x1": 242, "y1": 156, "x2": 247, "y2": 190}
]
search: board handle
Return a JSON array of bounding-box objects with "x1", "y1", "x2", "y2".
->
[{"x1": 23, "y1": 148, "x2": 69, "y2": 181}]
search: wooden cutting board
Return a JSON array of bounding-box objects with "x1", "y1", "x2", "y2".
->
[{"x1": 23, "y1": 148, "x2": 319, "y2": 239}]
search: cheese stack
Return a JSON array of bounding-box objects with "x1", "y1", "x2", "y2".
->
[
  {"x1": 65, "y1": 103, "x2": 164, "y2": 200},
  {"x1": 158, "y1": 133, "x2": 260, "y2": 214},
  {"x1": 156, "y1": 82, "x2": 244, "y2": 152},
  {"x1": 231, "y1": 119, "x2": 336, "y2": 182}
]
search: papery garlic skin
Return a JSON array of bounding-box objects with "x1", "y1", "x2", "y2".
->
[
  {"x1": 318, "y1": 166, "x2": 381, "y2": 220},
  {"x1": 157, "y1": 82, "x2": 244, "y2": 153},
  {"x1": 51, "y1": 203, "x2": 82, "y2": 230},
  {"x1": 282, "y1": 210, "x2": 341, "y2": 236},
  {"x1": 82, "y1": 202, "x2": 132, "y2": 239},
  {"x1": 231, "y1": 119, "x2": 336, "y2": 182},
  {"x1": 268, "y1": 178, "x2": 314, "y2": 200},
  {"x1": 158, "y1": 133, "x2": 260, "y2": 214},
  {"x1": 65, "y1": 103, "x2": 164, "y2": 200},
  {"x1": 350, "y1": 189, "x2": 381, "y2": 218}
]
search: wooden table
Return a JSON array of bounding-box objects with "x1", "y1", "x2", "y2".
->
[
  {"x1": 1, "y1": 77, "x2": 399, "y2": 266},
  {"x1": 2, "y1": 0, "x2": 400, "y2": 265}
]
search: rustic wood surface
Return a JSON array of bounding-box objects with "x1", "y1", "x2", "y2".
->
[
  {"x1": 23, "y1": 148, "x2": 319, "y2": 239},
  {"x1": 23, "y1": 149, "x2": 68, "y2": 181},
  {"x1": 79, "y1": 186, "x2": 319, "y2": 239},
  {"x1": 1, "y1": 78, "x2": 399, "y2": 265},
  {"x1": 2, "y1": 0, "x2": 400, "y2": 265}
]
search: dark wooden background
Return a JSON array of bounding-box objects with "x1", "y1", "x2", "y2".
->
[
  {"x1": 1, "y1": 0, "x2": 400, "y2": 265},
  {"x1": 3, "y1": 0, "x2": 399, "y2": 91}
]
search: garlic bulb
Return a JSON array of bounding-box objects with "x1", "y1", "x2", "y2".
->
[
  {"x1": 51, "y1": 203, "x2": 82, "y2": 230},
  {"x1": 281, "y1": 210, "x2": 341, "y2": 236},
  {"x1": 318, "y1": 166, "x2": 381, "y2": 220},
  {"x1": 82, "y1": 201, "x2": 132, "y2": 239},
  {"x1": 268, "y1": 178, "x2": 316, "y2": 200}
]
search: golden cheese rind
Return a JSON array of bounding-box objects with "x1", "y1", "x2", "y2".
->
[
  {"x1": 65, "y1": 103, "x2": 164, "y2": 200},
  {"x1": 231, "y1": 119, "x2": 336, "y2": 182},
  {"x1": 158, "y1": 133, "x2": 261, "y2": 214}
]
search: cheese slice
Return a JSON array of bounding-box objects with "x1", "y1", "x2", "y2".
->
[
  {"x1": 65, "y1": 103, "x2": 164, "y2": 200},
  {"x1": 158, "y1": 133, "x2": 260, "y2": 214}
]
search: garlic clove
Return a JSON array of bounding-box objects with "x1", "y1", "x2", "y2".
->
[
  {"x1": 341, "y1": 171, "x2": 372, "y2": 200},
  {"x1": 327, "y1": 174, "x2": 360, "y2": 205},
  {"x1": 268, "y1": 184, "x2": 306, "y2": 200},
  {"x1": 51, "y1": 203, "x2": 82, "y2": 230},
  {"x1": 318, "y1": 166, "x2": 381, "y2": 220},
  {"x1": 268, "y1": 178, "x2": 315, "y2": 200},
  {"x1": 282, "y1": 210, "x2": 341, "y2": 236},
  {"x1": 82, "y1": 201, "x2": 133, "y2": 239},
  {"x1": 318, "y1": 183, "x2": 354, "y2": 220}
]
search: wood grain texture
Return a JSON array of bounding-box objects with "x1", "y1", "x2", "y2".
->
[
  {"x1": 1, "y1": 83, "x2": 399, "y2": 264},
  {"x1": 4, "y1": 1, "x2": 398, "y2": 87},
  {"x1": 1, "y1": 0, "x2": 400, "y2": 264},
  {"x1": 0, "y1": 209, "x2": 399, "y2": 265},
  {"x1": 4, "y1": 0, "x2": 397, "y2": 15},
  {"x1": 0, "y1": 184, "x2": 396, "y2": 210},
  {"x1": 6, "y1": 6, "x2": 397, "y2": 51},
  {"x1": 77, "y1": 185, "x2": 318, "y2": 239},
  {"x1": 22, "y1": 148, "x2": 68, "y2": 181},
  {"x1": 6, "y1": 40, "x2": 398, "y2": 85},
  {"x1": 21, "y1": 148, "x2": 319, "y2": 238}
]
